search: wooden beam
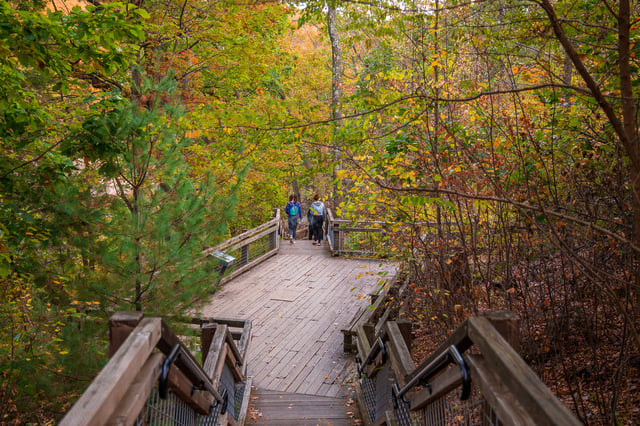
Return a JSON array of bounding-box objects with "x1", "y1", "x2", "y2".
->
[
  {"x1": 385, "y1": 322, "x2": 415, "y2": 385},
  {"x1": 158, "y1": 319, "x2": 212, "y2": 391},
  {"x1": 61, "y1": 318, "x2": 162, "y2": 426},
  {"x1": 204, "y1": 219, "x2": 278, "y2": 254},
  {"x1": 237, "y1": 320, "x2": 252, "y2": 363},
  {"x1": 225, "y1": 341, "x2": 244, "y2": 382},
  {"x1": 219, "y1": 248, "x2": 278, "y2": 286},
  {"x1": 466, "y1": 354, "x2": 535, "y2": 425},
  {"x1": 203, "y1": 324, "x2": 228, "y2": 384},
  {"x1": 106, "y1": 353, "x2": 163, "y2": 426},
  {"x1": 196, "y1": 317, "x2": 247, "y2": 329},
  {"x1": 356, "y1": 325, "x2": 372, "y2": 364},
  {"x1": 235, "y1": 376, "x2": 253, "y2": 426},
  {"x1": 405, "y1": 319, "x2": 472, "y2": 385},
  {"x1": 213, "y1": 343, "x2": 230, "y2": 388},
  {"x1": 481, "y1": 311, "x2": 520, "y2": 349},
  {"x1": 108, "y1": 311, "x2": 143, "y2": 357},
  {"x1": 396, "y1": 319, "x2": 412, "y2": 349},
  {"x1": 467, "y1": 317, "x2": 581, "y2": 426},
  {"x1": 409, "y1": 366, "x2": 462, "y2": 411},
  {"x1": 168, "y1": 361, "x2": 213, "y2": 415},
  {"x1": 201, "y1": 323, "x2": 216, "y2": 366}
]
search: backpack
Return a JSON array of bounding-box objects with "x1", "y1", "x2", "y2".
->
[{"x1": 287, "y1": 202, "x2": 299, "y2": 216}]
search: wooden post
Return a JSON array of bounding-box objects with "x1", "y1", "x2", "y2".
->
[
  {"x1": 201, "y1": 323, "x2": 217, "y2": 365},
  {"x1": 109, "y1": 311, "x2": 144, "y2": 357},
  {"x1": 396, "y1": 319, "x2": 412, "y2": 350},
  {"x1": 481, "y1": 311, "x2": 520, "y2": 349},
  {"x1": 271, "y1": 208, "x2": 278, "y2": 250}
]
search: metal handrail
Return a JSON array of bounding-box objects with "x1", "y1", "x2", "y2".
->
[
  {"x1": 392, "y1": 345, "x2": 471, "y2": 406},
  {"x1": 357, "y1": 336, "x2": 387, "y2": 378},
  {"x1": 158, "y1": 343, "x2": 224, "y2": 404}
]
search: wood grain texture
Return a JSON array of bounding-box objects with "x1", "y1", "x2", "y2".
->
[
  {"x1": 200, "y1": 239, "x2": 397, "y2": 397},
  {"x1": 247, "y1": 389, "x2": 358, "y2": 425}
]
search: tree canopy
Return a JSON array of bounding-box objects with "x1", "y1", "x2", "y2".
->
[{"x1": 1, "y1": 0, "x2": 639, "y2": 423}]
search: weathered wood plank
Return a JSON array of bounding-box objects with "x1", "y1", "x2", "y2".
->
[
  {"x1": 201, "y1": 323, "x2": 216, "y2": 366},
  {"x1": 158, "y1": 318, "x2": 216, "y2": 395},
  {"x1": 220, "y1": 248, "x2": 278, "y2": 286},
  {"x1": 467, "y1": 316, "x2": 581, "y2": 426},
  {"x1": 405, "y1": 319, "x2": 471, "y2": 386},
  {"x1": 108, "y1": 311, "x2": 144, "y2": 357},
  {"x1": 236, "y1": 376, "x2": 253, "y2": 426},
  {"x1": 106, "y1": 352, "x2": 163, "y2": 426},
  {"x1": 61, "y1": 318, "x2": 162, "y2": 426},
  {"x1": 168, "y1": 360, "x2": 214, "y2": 415},
  {"x1": 409, "y1": 365, "x2": 462, "y2": 411},
  {"x1": 384, "y1": 322, "x2": 415, "y2": 386},
  {"x1": 203, "y1": 324, "x2": 228, "y2": 385},
  {"x1": 200, "y1": 240, "x2": 396, "y2": 397},
  {"x1": 249, "y1": 389, "x2": 354, "y2": 425},
  {"x1": 205, "y1": 218, "x2": 278, "y2": 254},
  {"x1": 466, "y1": 354, "x2": 536, "y2": 425}
]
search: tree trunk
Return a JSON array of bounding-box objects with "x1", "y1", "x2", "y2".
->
[{"x1": 328, "y1": 5, "x2": 343, "y2": 207}]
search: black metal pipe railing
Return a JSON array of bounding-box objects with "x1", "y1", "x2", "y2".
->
[
  {"x1": 357, "y1": 336, "x2": 387, "y2": 378},
  {"x1": 392, "y1": 345, "x2": 471, "y2": 407},
  {"x1": 158, "y1": 343, "x2": 224, "y2": 404}
]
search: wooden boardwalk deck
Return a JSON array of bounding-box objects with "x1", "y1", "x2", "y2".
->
[{"x1": 199, "y1": 239, "x2": 396, "y2": 421}]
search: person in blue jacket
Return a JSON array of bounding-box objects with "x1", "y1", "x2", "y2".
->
[{"x1": 285, "y1": 194, "x2": 302, "y2": 244}]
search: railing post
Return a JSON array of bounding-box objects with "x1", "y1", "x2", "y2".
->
[
  {"x1": 240, "y1": 229, "x2": 249, "y2": 267},
  {"x1": 481, "y1": 311, "x2": 520, "y2": 349},
  {"x1": 109, "y1": 311, "x2": 144, "y2": 357},
  {"x1": 270, "y1": 208, "x2": 278, "y2": 250},
  {"x1": 480, "y1": 311, "x2": 520, "y2": 426},
  {"x1": 201, "y1": 323, "x2": 216, "y2": 365}
]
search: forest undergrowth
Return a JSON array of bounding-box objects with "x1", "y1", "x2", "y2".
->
[{"x1": 396, "y1": 222, "x2": 640, "y2": 425}]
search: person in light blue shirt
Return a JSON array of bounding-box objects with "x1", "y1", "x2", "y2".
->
[
  {"x1": 308, "y1": 194, "x2": 325, "y2": 246},
  {"x1": 285, "y1": 194, "x2": 302, "y2": 244}
]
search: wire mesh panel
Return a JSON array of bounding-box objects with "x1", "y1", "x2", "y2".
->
[
  {"x1": 361, "y1": 364, "x2": 507, "y2": 426},
  {"x1": 137, "y1": 388, "x2": 197, "y2": 426},
  {"x1": 360, "y1": 374, "x2": 377, "y2": 423},
  {"x1": 134, "y1": 386, "x2": 231, "y2": 426},
  {"x1": 420, "y1": 388, "x2": 502, "y2": 426}
]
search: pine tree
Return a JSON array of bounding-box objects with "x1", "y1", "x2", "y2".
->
[{"x1": 76, "y1": 77, "x2": 240, "y2": 313}]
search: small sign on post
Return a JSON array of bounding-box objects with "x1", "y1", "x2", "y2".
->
[{"x1": 208, "y1": 250, "x2": 235, "y2": 287}]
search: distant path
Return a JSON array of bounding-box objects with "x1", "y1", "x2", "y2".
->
[{"x1": 200, "y1": 239, "x2": 396, "y2": 400}]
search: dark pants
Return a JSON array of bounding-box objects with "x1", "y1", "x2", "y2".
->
[
  {"x1": 312, "y1": 216, "x2": 324, "y2": 242},
  {"x1": 288, "y1": 215, "x2": 298, "y2": 239}
]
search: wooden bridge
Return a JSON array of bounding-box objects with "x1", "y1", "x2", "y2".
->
[{"x1": 61, "y1": 210, "x2": 581, "y2": 425}]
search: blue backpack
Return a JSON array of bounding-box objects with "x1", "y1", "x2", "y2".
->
[{"x1": 287, "y1": 203, "x2": 299, "y2": 216}]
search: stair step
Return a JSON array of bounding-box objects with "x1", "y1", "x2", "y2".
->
[{"x1": 247, "y1": 389, "x2": 359, "y2": 425}]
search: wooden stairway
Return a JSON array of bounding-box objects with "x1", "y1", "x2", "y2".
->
[{"x1": 247, "y1": 389, "x2": 359, "y2": 425}]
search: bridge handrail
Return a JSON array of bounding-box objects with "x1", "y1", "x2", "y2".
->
[
  {"x1": 355, "y1": 311, "x2": 581, "y2": 425},
  {"x1": 204, "y1": 208, "x2": 280, "y2": 285},
  {"x1": 61, "y1": 312, "x2": 252, "y2": 426}
]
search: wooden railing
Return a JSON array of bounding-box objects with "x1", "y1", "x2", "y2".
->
[
  {"x1": 61, "y1": 312, "x2": 252, "y2": 426},
  {"x1": 349, "y1": 289, "x2": 581, "y2": 425},
  {"x1": 325, "y1": 209, "x2": 444, "y2": 258},
  {"x1": 204, "y1": 209, "x2": 280, "y2": 286},
  {"x1": 325, "y1": 208, "x2": 391, "y2": 257}
]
